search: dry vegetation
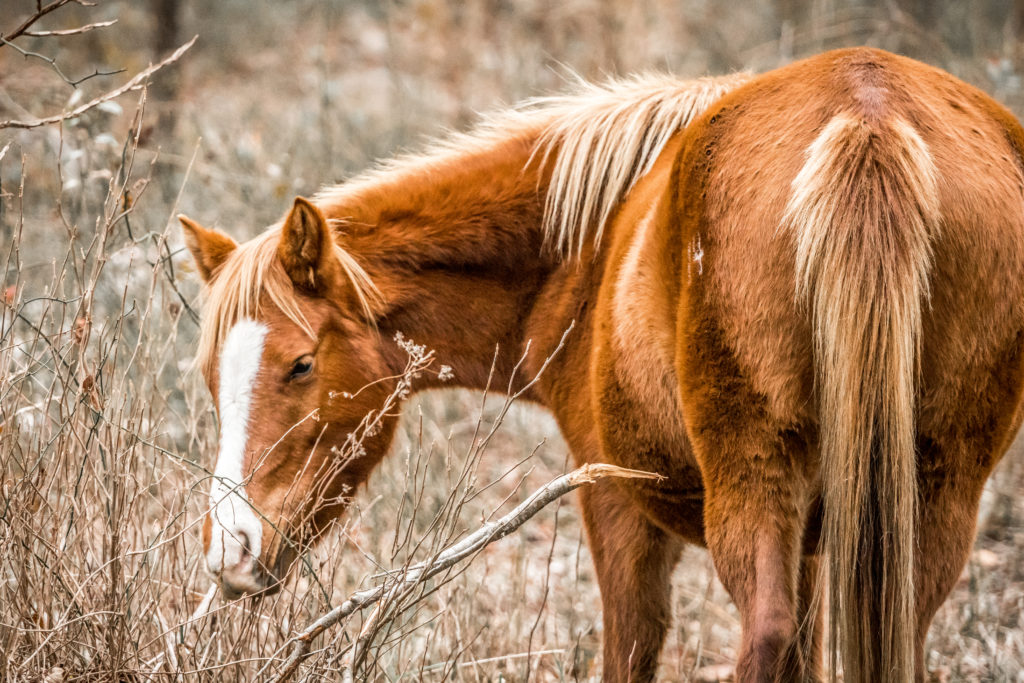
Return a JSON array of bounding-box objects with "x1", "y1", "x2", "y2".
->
[{"x1": 2, "y1": 0, "x2": 1024, "y2": 680}]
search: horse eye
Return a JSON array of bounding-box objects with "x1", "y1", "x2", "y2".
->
[{"x1": 289, "y1": 355, "x2": 314, "y2": 381}]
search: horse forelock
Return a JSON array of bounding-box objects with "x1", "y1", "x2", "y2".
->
[{"x1": 195, "y1": 227, "x2": 380, "y2": 376}]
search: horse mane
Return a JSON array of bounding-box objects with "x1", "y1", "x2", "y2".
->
[
  {"x1": 317, "y1": 71, "x2": 751, "y2": 259},
  {"x1": 532, "y1": 71, "x2": 750, "y2": 258},
  {"x1": 196, "y1": 71, "x2": 749, "y2": 369}
]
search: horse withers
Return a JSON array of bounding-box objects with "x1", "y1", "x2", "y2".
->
[{"x1": 181, "y1": 48, "x2": 1024, "y2": 681}]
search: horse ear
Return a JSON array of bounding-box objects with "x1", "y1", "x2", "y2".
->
[
  {"x1": 179, "y1": 216, "x2": 237, "y2": 282},
  {"x1": 278, "y1": 197, "x2": 336, "y2": 292}
]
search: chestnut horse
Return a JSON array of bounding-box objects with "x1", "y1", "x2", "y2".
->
[{"x1": 181, "y1": 48, "x2": 1024, "y2": 681}]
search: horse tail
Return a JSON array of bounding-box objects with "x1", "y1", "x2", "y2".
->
[{"x1": 786, "y1": 112, "x2": 940, "y2": 681}]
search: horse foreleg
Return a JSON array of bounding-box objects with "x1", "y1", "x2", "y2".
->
[{"x1": 579, "y1": 480, "x2": 682, "y2": 683}]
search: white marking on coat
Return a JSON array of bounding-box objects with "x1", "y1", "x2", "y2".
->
[
  {"x1": 206, "y1": 319, "x2": 268, "y2": 575},
  {"x1": 689, "y1": 235, "x2": 704, "y2": 276}
]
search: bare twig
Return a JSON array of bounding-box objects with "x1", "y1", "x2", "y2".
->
[
  {"x1": 0, "y1": 0, "x2": 82, "y2": 43},
  {"x1": 268, "y1": 463, "x2": 663, "y2": 683},
  {"x1": 22, "y1": 19, "x2": 116, "y2": 37},
  {"x1": 0, "y1": 36, "x2": 125, "y2": 88},
  {"x1": 1, "y1": 2, "x2": 117, "y2": 88},
  {"x1": 0, "y1": 35, "x2": 196, "y2": 130}
]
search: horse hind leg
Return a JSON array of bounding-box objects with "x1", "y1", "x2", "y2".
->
[
  {"x1": 689, "y1": 396, "x2": 817, "y2": 682},
  {"x1": 912, "y1": 432, "x2": 1007, "y2": 681},
  {"x1": 578, "y1": 479, "x2": 682, "y2": 682}
]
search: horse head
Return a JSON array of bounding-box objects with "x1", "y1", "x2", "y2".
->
[{"x1": 181, "y1": 197, "x2": 392, "y2": 598}]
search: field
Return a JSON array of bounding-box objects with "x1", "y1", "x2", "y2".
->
[{"x1": 2, "y1": 1, "x2": 1024, "y2": 680}]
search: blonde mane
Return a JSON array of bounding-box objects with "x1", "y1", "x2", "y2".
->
[
  {"x1": 196, "y1": 71, "x2": 749, "y2": 368},
  {"x1": 317, "y1": 71, "x2": 751, "y2": 257},
  {"x1": 532, "y1": 71, "x2": 750, "y2": 258}
]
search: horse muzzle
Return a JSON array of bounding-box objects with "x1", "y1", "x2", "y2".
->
[
  {"x1": 210, "y1": 532, "x2": 295, "y2": 600},
  {"x1": 219, "y1": 562, "x2": 279, "y2": 600},
  {"x1": 204, "y1": 513, "x2": 279, "y2": 599}
]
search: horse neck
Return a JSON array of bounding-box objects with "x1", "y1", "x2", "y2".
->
[{"x1": 327, "y1": 133, "x2": 559, "y2": 392}]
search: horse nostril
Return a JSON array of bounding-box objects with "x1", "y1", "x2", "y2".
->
[
  {"x1": 220, "y1": 579, "x2": 245, "y2": 600},
  {"x1": 236, "y1": 530, "x2": 251, "y2": 561}
]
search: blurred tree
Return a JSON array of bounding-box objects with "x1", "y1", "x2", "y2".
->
[
  {"x1": 151, "y1": 0, "x2": 182, "y2": 136},
  {"x1": 776, "y1": 0, "x2": 807, "y2": 31},
  {"x1": 899, "y1": 0, "x2": 939, "y2": 31}
]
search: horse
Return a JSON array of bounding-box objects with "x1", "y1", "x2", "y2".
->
[{"x1": 180, "y1": 47, "x2": 1024, "y2": 682}]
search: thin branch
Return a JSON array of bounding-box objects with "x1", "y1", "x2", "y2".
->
[
  {"x1": 0, "y1": 36, "x2": 125, "y2": 88},
  {"x1": 0, "y1": 35, "x2": 196, "y2": 130},
  {"x1": 22, "y1": 19, "x2": 116, "y2": 37},
  {"x1": 0, "y1": 0, "x2": 81, "y2": 43},
  {"x1": 267, "y1": 463, "x2": 663, "y2": 683}
]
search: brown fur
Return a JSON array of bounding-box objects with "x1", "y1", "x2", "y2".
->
[{"x1": 183, "y1": 50, "x2": 1024, "y2": 682}]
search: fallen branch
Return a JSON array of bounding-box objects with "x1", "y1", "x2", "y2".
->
[
  {"x1": 0, "y1": 35, "x2": 196, "y2": 130},
  {"x1": 267, "y1": 463, "x2": 663, "y2": 682}
]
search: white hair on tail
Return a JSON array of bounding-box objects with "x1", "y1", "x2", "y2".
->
[{"x1": 782, "y1": 112, "x2": 939, "y2": 681}]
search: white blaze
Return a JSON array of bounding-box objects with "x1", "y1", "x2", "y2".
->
[{"x1": 206, "y1": 319, "x2": 268, "y2": 575}]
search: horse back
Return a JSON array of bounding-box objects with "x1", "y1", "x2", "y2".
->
[
  {"x1": 589, "y1": 46, "x2": 1024, "y2": 544},
  {"x1": 671, "y1": 47, "x2": 1024, "y2": 456}
]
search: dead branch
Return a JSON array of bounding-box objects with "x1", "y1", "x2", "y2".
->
[
  {"x1": 22, "y1": 19, "x2": 116, "y2": 37},
  {"x1": 0, "y1": 35, "x2": 196, "y2": 130},
  {"x1": 0, "y1": 1, "x2": 116, "y2": 88},
  {"x1": 0, "y1": 0, "x2": 84, "y2": 43},
  {"x1": 0, "y1": 36, "x2": 125, "y2": 87},
  {"x1": 267, "y1": 463, "x2": 663, "y2": 683}
]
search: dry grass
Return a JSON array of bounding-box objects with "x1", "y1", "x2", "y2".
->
[{"x1": 2, "y1": 1, "x2": 1024, "y2": 680}]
